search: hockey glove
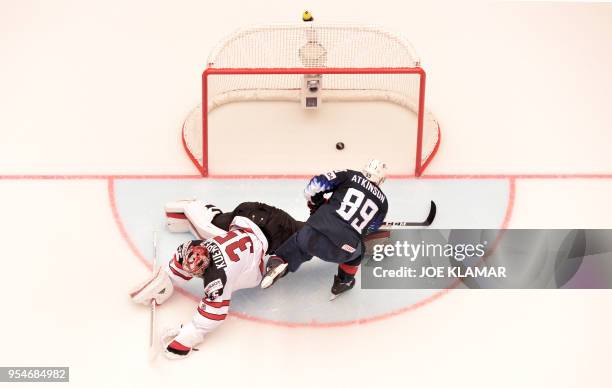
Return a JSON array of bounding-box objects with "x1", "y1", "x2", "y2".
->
[
  {"x1": 307, "y1": 197, "x2": 328, "y2": 215},
  {"x1": 161, "y1": 327, "x2": 199, "y2": 360}
]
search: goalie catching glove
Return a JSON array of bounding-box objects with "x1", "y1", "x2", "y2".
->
[{"x1": 129, "y1": 266, "x2": 174, "y2": 305}]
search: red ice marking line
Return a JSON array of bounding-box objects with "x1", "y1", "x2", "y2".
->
[
  {"x1": 105, "y1": 176, "x2": 517, "y2": 329},
  {"x1": 0, "y1": 172, "x2": 598, "y2": 327},
  {"x1": 202, "y1": 173, "x2": 612, "y2": 180},
  {"x1": 108, "y1": 178, "x2": 152, "y2": 271},
  {"x1": 107, "y1": 177, "x2": 197, "y2": 302},
  {"x1": 0, "y1": 174, "x2": 203, "y2": 180},
  {"x1": 1, "y1": 173, "x2": 612, "y2": 180},
  {"x1": 0, "y1": 170, "x2": 604, "y2": 325},
  {"x1": 418, "y1": 173, "x2": 612, "y2": 180}
]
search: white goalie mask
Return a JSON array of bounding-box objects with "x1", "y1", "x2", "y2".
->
[{"x1": 361, "y1": 159, "x2": 388, "y2": 185}]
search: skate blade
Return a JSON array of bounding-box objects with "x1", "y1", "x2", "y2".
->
[
  {"x1": 329, "y1": 293, "x2": 340, "y2": 301},
  {"x1": 260, "y1": 276, "x2": 274, "y2": 289},
  {"x1": 260, "y1": 263, "x2": 288, "y2": 289}
]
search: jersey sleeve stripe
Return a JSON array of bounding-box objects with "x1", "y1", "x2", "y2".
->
[
  {"x1": 197, "y1": 307, "x2": 227, "y2": 321},
  {"x1": 203, "y1": 299, "x2": 230, "y2": 308},
  {"x1": 231, "y1": 227, "x2": 254, "y2": 235}
]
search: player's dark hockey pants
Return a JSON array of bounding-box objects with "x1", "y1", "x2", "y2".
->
[
  {"x1": 212, "y1": 202, "x2": 305, "y2": 254},
  {"x1": 275, "y1": 224, "x2": 363, "y2": 273}
]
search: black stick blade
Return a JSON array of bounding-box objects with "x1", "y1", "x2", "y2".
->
[
  {"x1": 423, "y1": 200, "x2": 436, "y2": 226},
  {"x1": 380, "y1": 200, "x2": 437, "y2": 228}
]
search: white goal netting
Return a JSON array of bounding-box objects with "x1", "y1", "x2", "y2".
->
[{"x1": 183, "y1": 23, "x2": 440, "y2": 176}]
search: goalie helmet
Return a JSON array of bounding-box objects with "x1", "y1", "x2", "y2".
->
[
  {"x1": 178, "y1": 241, "x2": 211, "y2": 277},
  {"x1": 362, "y1": 159, "x2": 387, "y2": 185}
]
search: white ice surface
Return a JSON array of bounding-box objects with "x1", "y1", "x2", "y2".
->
[{"x1": 1, "y1": 1, "x2": 612, "y2": 388}]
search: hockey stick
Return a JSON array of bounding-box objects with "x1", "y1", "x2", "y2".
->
[
  {"x1": 380, "y1": 200, "x2": 437, "y2": 228},
  {"x1": 148, "y1": 231, "x2": 158, "y2": 361}
]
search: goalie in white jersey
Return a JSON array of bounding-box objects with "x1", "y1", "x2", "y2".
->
[{"x1": 130, "y1": 215, "x2": 268, "y2": 359}]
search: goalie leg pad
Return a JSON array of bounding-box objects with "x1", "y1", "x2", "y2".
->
[
  {"x1": 165, "y1": 200, "x2": 195, "y2": 233},
  {"x1": 167, "y1": 213, "x2": 190, "y2": 233},
  {"x1": 183, "y1": 201, "x2": 226, "y2": 239},
  {"x1": 165, "y1": 200, "x2": 225, "y2": 239}
]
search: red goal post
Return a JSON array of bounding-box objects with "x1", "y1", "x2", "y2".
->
[{"x1": 182, "y1": 23, "x2": 441, "y2": 177}]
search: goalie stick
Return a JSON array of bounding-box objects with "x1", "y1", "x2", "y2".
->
[
  {"x1": 149, "y1": 231, "x2": 158, "y2": 361},
  {"x1": 380, "y1": 200, "x2": 437, "y2": 229}
]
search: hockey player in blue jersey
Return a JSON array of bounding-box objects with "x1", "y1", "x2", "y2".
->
[{"x1": 261, "y1": 159, "x2": 388, "y2": 298}]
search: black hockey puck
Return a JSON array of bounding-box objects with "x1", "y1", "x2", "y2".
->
[{"x1": 336, "y1": 142, "x2": 345, "y2": 150}]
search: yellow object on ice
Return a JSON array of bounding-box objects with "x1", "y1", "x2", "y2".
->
[{"x1": 302, "y1": 11, "x2": 313, "y2": 22}]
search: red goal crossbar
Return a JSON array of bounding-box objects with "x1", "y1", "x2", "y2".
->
[{"x1": 186, "y1": 67, "x2": 440, "y2": 177}]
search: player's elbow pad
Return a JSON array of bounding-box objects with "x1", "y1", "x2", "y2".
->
[{"x1": 304, "y1": 176, "x2": 332, "y2": 200}]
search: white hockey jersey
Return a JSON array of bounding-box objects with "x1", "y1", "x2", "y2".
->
[{"x1": 166, "y1": 216, "x2": 268, "y2": 348}]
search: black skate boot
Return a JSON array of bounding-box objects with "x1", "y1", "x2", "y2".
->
[
  {"x1": 260, "y1": 256, "x2": 288, "y2": 289},
  {"x1": 330, "y1": 275, "x2": 356, "y2": 300}
]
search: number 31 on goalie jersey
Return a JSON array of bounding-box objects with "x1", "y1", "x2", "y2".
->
[
  {"x1": 212, "y1": 230, "x2": 254, "y2": 262},
  {"x1": 336, "y1": 188, "x2": 379, "y2": 233}
]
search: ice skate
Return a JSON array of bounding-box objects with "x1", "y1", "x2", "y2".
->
[
  {"x1": 329, "y1": 275, "x2": 356, "y2": 300},
  {"x1": 261, "y1": 256, "x2": 288, "y2": 289}
]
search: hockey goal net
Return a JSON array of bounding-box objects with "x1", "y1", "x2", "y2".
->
[{"x1": 182, "y1": 23, "x2": 440, "y2": 176}]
